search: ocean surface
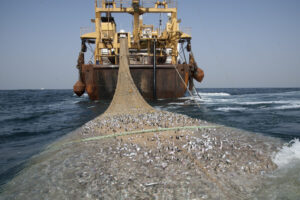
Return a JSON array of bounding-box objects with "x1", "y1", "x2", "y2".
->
[{"x1": 1, "y1": 88, "x2": 300, "y2": 196}]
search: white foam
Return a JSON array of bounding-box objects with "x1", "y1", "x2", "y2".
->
[
  {"x1": 179, "y1": 96, "x2": 194, "y2": 100},
  {"x1": 153, "y1": 106, "x2": 163, "y2": 111},
  {"x1": 173, "y1": 93, "x2": 300, "y2": 110},
  {"x1": 215, "y1": 107, "x2": 246, "y2": 112},
  {"x1": 237, "y1": 100, "x2": 296, "y2": 105},
  {"x1": 238, "y1": 101, "x2": 278, "y2": 105},
  {"x1": 273, "y1": 139, "x2": 300, "y2": 168},
  {"x1": 179, "y1": 96, "x2": 203, "y2": 101},
  {"x1": 197, "y1": 92, "x2": 231, "y2": 97},
  {"x1": 168, "y1": 102, "x2": 185, "y2": 105},
  {"x1": 72, "y1": 100, "x2": 80, "y2": 104},
  {"x1": 179, "y1": 96, "x2": 231, "y2": 105},
  {"x1": 273, "y1": 104, "x2": 300, "y2": 110},
  {"x1": 233, "y1": 100, "x2": 300, "y2": 111}
]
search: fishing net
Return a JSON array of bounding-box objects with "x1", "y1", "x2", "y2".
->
[{"x1": 102, "y1": 37, "x2": 155, "y2": 116}]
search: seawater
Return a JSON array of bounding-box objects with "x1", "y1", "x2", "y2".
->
[
  {"x1": 0, "y1": 90, "x2": 109, "y2": 186},
  {"x1": 1, "y1": 88, "x2": 300, "y2": 197},
  {"x1": 155, "y1": 88, "x2": 300, "y2": 140}
]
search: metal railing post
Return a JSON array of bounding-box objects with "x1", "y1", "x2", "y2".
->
[{"x1": 153, "y1": 39, "x2": 157, "y2": 99}]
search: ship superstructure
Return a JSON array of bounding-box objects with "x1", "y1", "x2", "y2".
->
[{"x1": 74, "y1": 0, "x2": 204, "y2": 100}]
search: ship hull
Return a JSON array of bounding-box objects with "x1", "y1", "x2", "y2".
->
[{"x1": 81, "y1": 64, "x2": 190, "y2": 100}]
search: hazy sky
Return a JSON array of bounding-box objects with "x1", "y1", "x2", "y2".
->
[{"x1": 0, "y1": 0, "x2": 299, "y2": 89}]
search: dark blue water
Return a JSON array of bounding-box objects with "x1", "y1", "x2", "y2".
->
[
  {"x1": 0, "y1": 88, "x2": 300, "y2": 187},
  {"x1": 0, "y1": 90, "x2": 109, "y2": 187},
  {"x1": 155, "y1": 88, "x2": 300, "y2": 140}
]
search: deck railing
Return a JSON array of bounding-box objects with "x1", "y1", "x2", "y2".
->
[{"x1": 96, "y1": 0, "x2": 177, "y2": 8}]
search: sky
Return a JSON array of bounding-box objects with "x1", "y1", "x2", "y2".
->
[{"x1": 0, "y1": 0, "x2": 299, "y2": 89}]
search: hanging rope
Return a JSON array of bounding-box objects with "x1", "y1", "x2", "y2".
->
[
  {"x1": 74, "y1": 125, "x2": 220, "y2": 144},
  {"x1": 47, "y1": 125, "x2": 221, "y2": 150},
  {"x1": 174, "y1": 43, "x2": 203, "y2": 108},
  {"x1": 173, "y1": 65, "x2": 202, "y2": 109}
]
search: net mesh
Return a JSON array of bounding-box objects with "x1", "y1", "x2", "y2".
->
[{"x1": 102, "y1": 37, "x2": 155, "y2": 116}]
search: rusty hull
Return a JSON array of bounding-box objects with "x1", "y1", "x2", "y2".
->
[{"x1": 81, "y1": 64, "x2": 190, "y2": 100}]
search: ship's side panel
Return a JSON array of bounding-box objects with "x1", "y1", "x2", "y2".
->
[
  {"x1": 95, "y1": 68, "x2": 118, "y2": 99},
  {"x1": 82, "y1": 65, "x2": 99, "y2": 100},
  {"x1": 156, "y1": 67, "x2": 177, "y2": 99},
  {"x1": 130, "y1": 67, "x2": 154, "y2": 98},
  {"x1": 82, "y1": 64, "x2": 189, "y2": 100}
]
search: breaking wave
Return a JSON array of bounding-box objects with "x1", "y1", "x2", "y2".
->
[
  {"x1": 273, "y1": 139, "x2": 300, "y2": 168},
  {"x1": 257, "y1": 139, "x2": 300, "y2": 199},
  {"x1": 197, "y1": 92, "x2": 231, "y2": 97},
  {"x1": 273, "y1": 104, "x2": 300, "y2": 110},
  {"x1": 237, "y1": 101, "x2": 284, "y2": 105},
  {"x1": 236, "y1": 100, "x2": 300, "y2": 109},
  {"x1": 215, "y1": 107, "x2": 247, "y2": 112}
]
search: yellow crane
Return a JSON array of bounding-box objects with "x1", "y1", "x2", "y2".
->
[{"x1": 74, "y1": 0, "x2": 204, "y2": 100}]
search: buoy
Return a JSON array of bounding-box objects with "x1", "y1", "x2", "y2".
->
[
  {"x1": 193, "y1": 67, "x2": 204, "y2": 83},
  {"x1": 86, "y1": 84, "x2": 98, "y2": 100},
  {"x1": 73, "y1": 80, "x2": 85, "y2": 96}
]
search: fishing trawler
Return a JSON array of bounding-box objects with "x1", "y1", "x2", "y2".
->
[{"x1": 73, "y1": 0, "x2": 204, "y2": 100}]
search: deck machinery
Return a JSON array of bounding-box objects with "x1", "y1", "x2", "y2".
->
[{"x1": 74, "y1": 0, "x2": 204, "y2": 100}]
